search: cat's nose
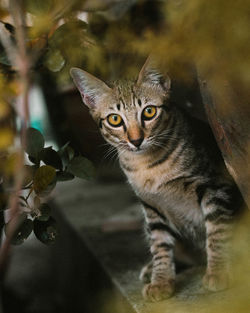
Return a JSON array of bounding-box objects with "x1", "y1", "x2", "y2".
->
[{"x1": 130, "y1": 137, "x2": 144, "y2": 148}]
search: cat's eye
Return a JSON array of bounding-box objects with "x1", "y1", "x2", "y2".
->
[
  {"x1": 142, "y1": 106, "x2": 157, "y2": 120},
  {"x1": 107, "y1": 114, "x2": 123, "y2": 127}
]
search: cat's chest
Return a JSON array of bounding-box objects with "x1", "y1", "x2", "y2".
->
[
  {"x1": 126, "y1": 165, "x2": 205, "y2": 239},
  {"x1": 120, "y1": 156, "x2": 178, "y2": 196},
  {"x1": 124, "y1": 163, "x2": 168, "y2": 196}
]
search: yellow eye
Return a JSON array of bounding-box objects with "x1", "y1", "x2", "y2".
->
[
  {"x1": 142, "y1": 106, "x2": 157, "y2": 120},
  {"x1": 107, "y1": 114, "x2": 123, "y2": 127}
]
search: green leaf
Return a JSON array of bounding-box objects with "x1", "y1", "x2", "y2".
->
[
  {"x1": 44, "y1": 49, "x2": 65, "y2": 72},
  {"x1": 39, "y1": 147, "x2": 63, "y2": 170},
  {"x1": 33, "y1": 217, "x2": 59, "y2": 245},
  {"x1": 5, "y1": 218, "x2": 33, "y2": 245},
  {"x1": 58, "y1": 141, "x2": 70, "y2": 157},
  {"x1": 33, "y1": 165, "x2": 56, "y2": 195},
  {"x1": 67, "y1": 146, "x2": 75, "y2": 161},
  {"x1": 48, "y1": 20, "x2": 88, "y2": 65},
  {"x1": 37, "y1": 203, "x2": 51, "y2": 221},
  {"x1": 28, "y1": 155, "x2": 40, "y2": 165},
  {"x1": 56, "y1": 171, "x2": 75, "y2": 181},
  {"x1": 48, "y1": 20, "x2": 87, "y2": 49},
  {"x1": 25, "y1": 128, "x2": 45, "y2": 158},
  {"x1": 25, "y1": 0, "x2": 52, "y2": 14},
  {"x1": 22, "y1": 165, "x2": 36, "y2": 187},
  {"x1": 67, "y1": 156, "x2": 95, "y2": 180},
  {"x1": 58, "y1": 142, "x2": 75, "y2": 165}
]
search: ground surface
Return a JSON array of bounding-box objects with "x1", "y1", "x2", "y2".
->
[
  {"x1": 54, "y1": 178, "x2": 250, "y2": 313},
  {"x1": 3, "y1": 176, "x2": 250, "y2": 313}
]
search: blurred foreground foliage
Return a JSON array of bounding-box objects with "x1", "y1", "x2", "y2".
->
[
  {"x1": 0, "y1": 0, "x2": 249, "y2": 311},
  {"x1": 1, "y1": 127, "x2": 95, "y2": 245}
]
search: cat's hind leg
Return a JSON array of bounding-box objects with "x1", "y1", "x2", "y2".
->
[{"x1": 199, "y1": 182, "x2": 242, "y2": 291}]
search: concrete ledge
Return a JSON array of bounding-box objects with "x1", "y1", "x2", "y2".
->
[{"x1": 54, "y1": 178, "x2": 250, "y2": 313}]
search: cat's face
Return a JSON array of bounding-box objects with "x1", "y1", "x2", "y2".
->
[{"x1": 70, "y1": 61, "x2": 171, "y2": 154}]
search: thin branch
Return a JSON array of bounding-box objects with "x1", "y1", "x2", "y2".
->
[
  {"x1": 0, "y1": 0, "x2": 31, "y2": 274},
  {"x1": 0, "y1": 23, "x2": 17, "y2": 66}
]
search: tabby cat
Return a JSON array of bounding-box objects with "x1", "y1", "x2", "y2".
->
[{"x1": 70, "y1": 60, "x2": 243, "y2": 302}]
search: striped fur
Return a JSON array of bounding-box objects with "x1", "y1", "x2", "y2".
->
[{"x1": 71, "y1": 64, "x2": 244, "y2": 302}]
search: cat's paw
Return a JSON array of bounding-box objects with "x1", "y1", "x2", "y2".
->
[
  {"x1": 139, "y1": 262, "x2": 152, "y2": 284},
  {"x1": 142, "y1": 281, "x2": 175, "y2": 302},
  {"x1": 202, "y1": 271, "x2": 229, "y2": 292}
]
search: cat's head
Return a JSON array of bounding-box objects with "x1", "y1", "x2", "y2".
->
[{"x1": 70, "y1": 60, "x2": 171, "y2": 153}]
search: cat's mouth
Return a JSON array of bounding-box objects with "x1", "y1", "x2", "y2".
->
[
  {"x1": 126, "y1": 145, "x2": 148, "y2": 154},
  {"x1": 129, "y1": 147, "x2": 143, "y2": 153}
]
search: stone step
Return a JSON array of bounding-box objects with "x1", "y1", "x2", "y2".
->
[{"x1": 54, "y1": 178, "x2": 250, "y2": 313}]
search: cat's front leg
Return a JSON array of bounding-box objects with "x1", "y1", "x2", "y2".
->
[
  {"x1": 201, "y1": 186, "x2": 238, "y2": 291},
  {"x1": 142, "y1": 202, "x2": 176, "y2": 302}
]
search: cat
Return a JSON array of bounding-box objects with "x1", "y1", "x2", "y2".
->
[{"x1": 70, "y1": 60, "x2": 243, "y2": 302}]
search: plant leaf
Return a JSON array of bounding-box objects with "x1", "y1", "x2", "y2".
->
[
  {"x1": 44, "y1": 49, "x2": 65, "y2": 72},
  {"x1": 25, "y1": 0, "x2": 52, "y2": 14},
  {"x1": 37, "y1": 203, "x2": 51, "y2": 221},
  {"x1": 67, "y1": 156, "x2": 95, "y2": 180},
  {"x1": 57, "y1": 142, "x2": 75, "y2": 162},
  {"x1": 22, "y1": 165, "x2": 36, "y2": 187},
  {"x1": 56, "y1": 171, "x2": 75, "y2": 181},
  {"x1": 33, "y1": 217, "x2": 59, "y2": 245},
  {"x1": 57, "y1": 141, "x2": 70, "y2": 157},
  {"x1": 5, "y1": 218, "x2": 33, "y2": 245},
  {"x1": 33, "y1": 165, "x2": 56, "y2": 195},
  {"x1": 39, "y1": 147, "x2": 63, "y2": 170},
  {"x1": 25, "y1": 128, "x2": 44, "y2": 158}
]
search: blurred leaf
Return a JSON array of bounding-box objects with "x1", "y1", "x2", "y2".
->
[
  {"x1": 33, "y1": 165, "x2": 56, "y2": 195},
  {"x1": 67, "y1": 156, "x2": 95, "y2": 180},
  {"x1": 0, "y1": 101, "x2": 11, "y2": 119},
  {"x1": 49, "y1": 20, "x2": 87, "y2": 48},
  {"x1": 48, "y1": 20, "x2": 88, "y2": 65},
  {"x1": 58, "y1": 142, "x2": 75, "y2": 164},
  {"x1": 56, "y1": 171, "x2": 74, "y2": 181},
  {"x1": 28, "y1": 155, "x2": 40, "y2": 166},
  {"x1": 5, "y1": 218, "x2": 33, "y2": 245},
  {"x1": 29, "y1": 14, "x2": 53, "y2": 38},
  {"x1": 33, "y1": 216, "x2": 59, "y2": 244},
  {"x1": 4, "y1": 152, "x2": 21, "y2": 178},
  {"x1": 25, "y1": 0, "x2": 53, "y2": 14},
  {"x1": 37, "y1": 203, "x2": 51, "y2": 221},
  {"x1": 22, "y1": 165, "x2": 36, "y2": 187},
  {"x1": 58, "y1": 141, "x2": 70, "y2": 156},
  {"x1": 25, "y1": 128, "x2": 44, "y2": 158},
  {"x1": 39, "y1": 147, "x2": 63, "y2": 170},
  {"x1": 40, "y1": 180, "x2": 57, "y2": 197},
  {"x1": 44, "y1": 49, "x2": 65, "y2": 72},
  {"x1": 0, "y1": 128, "x2": 14, "y2": 150},
  {"x1": 66, "y1": 146, "x2": 75, "y2": 161}
]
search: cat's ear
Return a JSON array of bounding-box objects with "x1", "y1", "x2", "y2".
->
[
  {"x1": 70, "y1": 68, "x2": 111, "y2": 110},
  {"x1": 137, "y1": 58, "x2": 171, "y2": 92}
]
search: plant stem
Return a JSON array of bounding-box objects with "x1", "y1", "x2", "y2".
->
[{"x1": 0, "y1": 0, "x2": 31, "y2": 274}]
